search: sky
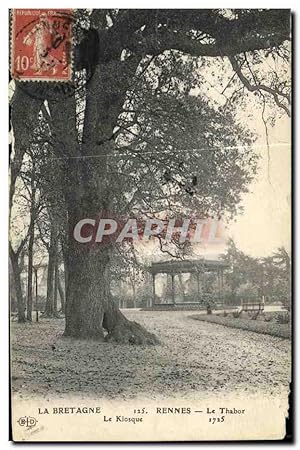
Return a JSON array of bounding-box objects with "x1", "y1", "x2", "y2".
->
[
  {"x1": 185, "y1": 53, "x2": 291, "y2": 259},
  {"x1": 228, "y1": 115, "x2": 291, "y2": 257}
]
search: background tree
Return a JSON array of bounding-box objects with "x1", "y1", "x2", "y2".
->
[
  {"x1": 222, "y1": 239, "x2": 291, "y2": 305},
  {"x1": 9, "y1": 109, "x2": 67, "y2": 321},
  {"x1": 265, "y1": 247, "x2": 291, "y2": 307}
]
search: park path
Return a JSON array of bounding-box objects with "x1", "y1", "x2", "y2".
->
[
  {"x1": 125, "y1": 310, "x2": 290, "y2": 397},
  {"x1": 11, "y1": 310, "x2": 291, "y2": 400}
]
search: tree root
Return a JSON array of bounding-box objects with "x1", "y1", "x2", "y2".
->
[{"x1": 103, "y1": 304, "x2": 159, "y2": 345}]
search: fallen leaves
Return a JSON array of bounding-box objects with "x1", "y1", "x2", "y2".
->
[{"x1": 11, "y1": 310, "x2": 291, "y2": 401}]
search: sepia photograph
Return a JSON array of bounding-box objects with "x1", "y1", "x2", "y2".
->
[{"x1": 8, "y1": 6, "x2": 292, "y2": 442}]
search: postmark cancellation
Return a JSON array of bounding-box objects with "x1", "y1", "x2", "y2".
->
[{"x1": 10, "y1": 9, "x2": 73, "y2": 82}]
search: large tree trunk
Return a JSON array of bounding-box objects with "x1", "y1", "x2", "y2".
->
[
  {"x1": 45, "y1": 253, "x2": 54, "y2": 316},
  {"x1": 26, "y1": 181, "x2": 36, "y2": 321},
  {"x1": 9, "y1": 268, "x2": 17, "y2": 313},
  {"x1": 64, "y1": 245, "x2": 110, "y2": 339},
  {"x1": 64, "y1": 238, "x2": 158, "y2": 344},
  {"x1": 58, "y1": 272, "x2": 65, "y2": 314},
  {"x1": 26, "y1": 222, "x2": 34, "y2": 321},
  {"x1": 53, "y1": 256, "x2": 59, "y2": 316},
  {"x1": 47, "y1": 54, "x2": 158, "y2": 344},
  {"x1": 9, "y1": 246, "x2": 26, "y2": 323},
  {"x1": 44, "y1": 224, "x2": 58, "y2": 317}
]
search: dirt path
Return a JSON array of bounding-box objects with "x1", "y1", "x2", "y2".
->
[{"x1": 11, "y1": 310, "x2": 291, "y2": 400}]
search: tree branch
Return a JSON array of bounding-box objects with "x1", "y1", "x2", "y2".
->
[
  {"x1": 228, "y1": 55, "x2": 290, "y2": 116},
  {"x1": 122, "y1": 9, "x2": 290, "y2": 58}
]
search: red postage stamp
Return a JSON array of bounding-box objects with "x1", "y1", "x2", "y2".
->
[{"x1": 11, "y1": 9, "x2": 73, "y2": 82}]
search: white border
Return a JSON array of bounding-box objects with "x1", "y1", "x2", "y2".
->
[{"x1": 1, "y1": 2, "x2": 298, "y2": 449}]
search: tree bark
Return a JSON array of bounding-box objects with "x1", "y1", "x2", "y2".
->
[
  {"x1": 10, "y1": 246, "x2": 26, "y2": 323},
  {"x1": 64, "y1": 226, "x2": 158, "y2": 343},
  {"x1": 58, "y1": 273, "x2": 65, "y2": 314},
  {"x1": 26, "y1": 180, "x2": 36, "y2": 321},
  {"x1": 53, "y1": 257, "x2": 59, "y2": 316},
  {"x1": 26, "y1": 222, "x2": 34, "y2": 321},
  {"x1": 44, "y1": 224, "x2": 58, "y2": 316},
  {"x1": 45, "y1": 251, "x2": 54, "y2": 316},
  {"x1": 9, "y1": 267, "x2": 17, "y2": 313}
]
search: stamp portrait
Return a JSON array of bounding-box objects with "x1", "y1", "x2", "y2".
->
[{"x1": 11, "y1": 9, "x2": 73, "y2": 82}]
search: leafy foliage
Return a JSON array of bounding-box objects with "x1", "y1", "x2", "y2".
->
[{"x1": 222, "y1": 239, "x2": 291, "y2": 306}]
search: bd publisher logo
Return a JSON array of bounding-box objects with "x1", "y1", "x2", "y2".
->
[{"x1": 17, "y1": 416, "x2": 38, "y2": 428}]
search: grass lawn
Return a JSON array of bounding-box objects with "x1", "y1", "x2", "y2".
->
[{"x1": 190, "y1": 313, "x2": 291, "y2": 339}]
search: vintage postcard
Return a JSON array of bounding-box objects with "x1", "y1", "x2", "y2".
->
[{"x1": 9, "y1": 8, "x2": 292, "y2": 442}]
